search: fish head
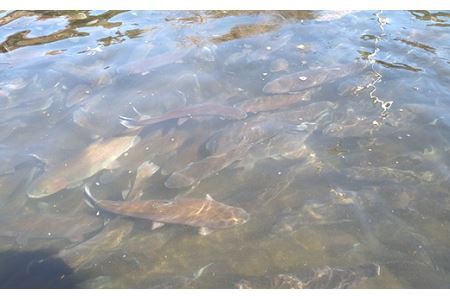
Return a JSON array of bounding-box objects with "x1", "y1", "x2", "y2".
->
[
  {"x1": 212, "y1": 205, "x2": 250, "y2": 228},
  {"x1": 27, "y1": 177, "x2": 68, "y2": 199}
]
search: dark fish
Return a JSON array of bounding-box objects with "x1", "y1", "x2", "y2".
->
[
  {"x1": 0, "y1": 213, "x2": 104, "y2": 245},
  {"x1": 263, "y1": 63, "x2": 365, "y2": 94},
  {"x1": 84, "y1": 185, "x2": 249, "y2": 234},
  {"x1": 119, "y1": 103, "x2": 247, "y2": 130}
]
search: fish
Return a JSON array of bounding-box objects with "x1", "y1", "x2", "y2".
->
[
  {"x1": 238, "y1": 90, "x2": 314, "y2": 113},
  {"x1": 345, "y1": 166, "x2": 435, "y2": 184},
  {"x1": 116, "y1": 48, "x2": 191, "y2": 75},
  {"x1": 124, "y1": 161, "x2": 160, "y2": 201},
  {"x1": 204, "y1": 116, "x2": 305, "y2": 156},
  {"x1": 0, "y1": 213, "x2": 105, "y2": 245},
  {"x1": 27, "y1": 134, "x2": 140, "y2": 199},
  {"x1": 166, "y1": 117, "x2": 306, "y2": 189},
  {"x1": 263, "y1": 63, "x2": 365, "y2": 94},
  {"x1": 165, "y1": 145, "x2": 251, "y2": 189},
  {"x1": 270, "y1": 58, "x2": 289, "y2": 73},
  {"x1": 119, "y1": 103, "x2": 247, "y2": 130},
  {"x1": 210, "y1": 23, "x2": 279, "y2": 44},
  {"x1": 65, "y1": 84, "x2": 92, "y2": 108},
  {"x1": 84, "y1": 185, "x2": 249, "y2": 234}
]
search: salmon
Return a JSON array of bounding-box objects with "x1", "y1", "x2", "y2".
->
[
  {"x1": 84, "y1": 185, "x2": 249, "y2": 234},
  {"x1": 27, "y1": 135, "x2": 139, "y2": 199}
]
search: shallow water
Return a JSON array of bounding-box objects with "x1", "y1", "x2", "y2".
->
[{"x1": 1, "y1": 10, "x2": 450, "y2": 288}]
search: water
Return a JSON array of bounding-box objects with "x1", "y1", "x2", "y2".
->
[{"x1": 0, "y1": 10, "x2": 450, "y2": 288}]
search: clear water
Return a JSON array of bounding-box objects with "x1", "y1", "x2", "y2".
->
[{"x1": 1, "y1": 10, "x2": 450, "y2": 288}]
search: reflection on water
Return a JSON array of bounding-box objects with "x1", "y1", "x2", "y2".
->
[{"x1": 1, "y1": 10, "x2": 450, "y2": 288}]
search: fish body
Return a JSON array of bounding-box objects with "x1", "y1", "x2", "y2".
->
[
  {"x1": 119, "y1": 103, "x2": 247, "y2": 130},
  {"x1": 165, "y1": 145, "x2": 250, "y2": 189},
  {"x1": 263, "y1": 64, "x2": 364, "y2": 94},
  {"x1": 239, "y1": 90, "x2": 313, "y2": 113},
  {"x1": 84, "y1": 186, "x2": 249, "y2": 231},
  {"x1": 27, "y1": 135, "x2": 139, "y2": 198}
]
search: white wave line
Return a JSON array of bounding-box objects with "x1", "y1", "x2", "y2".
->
[{"x1": 367, "y1": 10, "x2": 393, "y2": 116}]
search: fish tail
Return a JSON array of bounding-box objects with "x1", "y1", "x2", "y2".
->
[{"x1": 83, "y1": 184, "x2": 100, "y2": 209}]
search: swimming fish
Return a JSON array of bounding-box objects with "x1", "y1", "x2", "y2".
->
[
  {"x1": 263, "y1": 63, "x2": 364, "y2": 94},
  {"x1": 84, "y1": 185, "x2": 249, "y2": 235},
  {"x1": 165, "y1": 145, "x2": 251, "y2": 189},
  {"x1": 119, "y1": 103, "x2": 247, "y2": 130},
  {"x1": 27, "y1": 135, "x2": 139, "y2": 199}
]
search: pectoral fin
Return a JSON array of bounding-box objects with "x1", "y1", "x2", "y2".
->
[
  {"x1": 152, "y1": 222, "x2": 165, "y2": 230},
  {"x1": 198, "y1": 227, "x2": 214, "y2": 236},
  {"x1": 121, "y1": 189, "x2": 130, "y2": 200},
  {"x1": 177, "y1": 117, "x2": 189, "y2": 126}
]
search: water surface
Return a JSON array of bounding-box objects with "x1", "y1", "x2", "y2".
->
[{"x1": 1, "y1": 10, "x2": 450, "y2": 288}]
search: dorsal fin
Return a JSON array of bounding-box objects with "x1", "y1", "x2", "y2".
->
[{"x1": 205, "y1": 194, "x2": 215, "y2": 201}]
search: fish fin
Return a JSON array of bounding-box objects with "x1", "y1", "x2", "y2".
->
[
  {"x1": 205, "y1": 194, "x2": 215, "y2": 201},
  {"x1": 89, "y1": 133, "x2": 101, "y2": 140},
  {"x1": 177, "y1": 117, "x2": 189, "y2": 126},
  {"x1": 25, "y1": 153, "x2": 49, "y2": 165},
  {"x1": 83, "y1": 185, "x2": 100, "y2": 209},
  {"x1": 119, "y1": 117, "x2": 142, "y2": 130},
  {"x1": 151, "y1": 222, "x2": 165, "y2": 230},
  {"x1": 198, "y1": 227, "x2": 214, "y2": 236},
  {"x1": 131, "y1": 105, "x2": 145, "y2": 119},
  {"x1": 105, "y1": 160, "x2": 121, "y2": 170},
  {"x1": 121, "y1": 189, "x2": 130, "y2": 200}
]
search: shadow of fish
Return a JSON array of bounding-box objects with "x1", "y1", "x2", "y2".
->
[
  {"x1": 0, "y1": 213, "x2": 105, "y2": 245},
  {"x1": 84, "y1": 185, "x2": 249, "y2": 235}
]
